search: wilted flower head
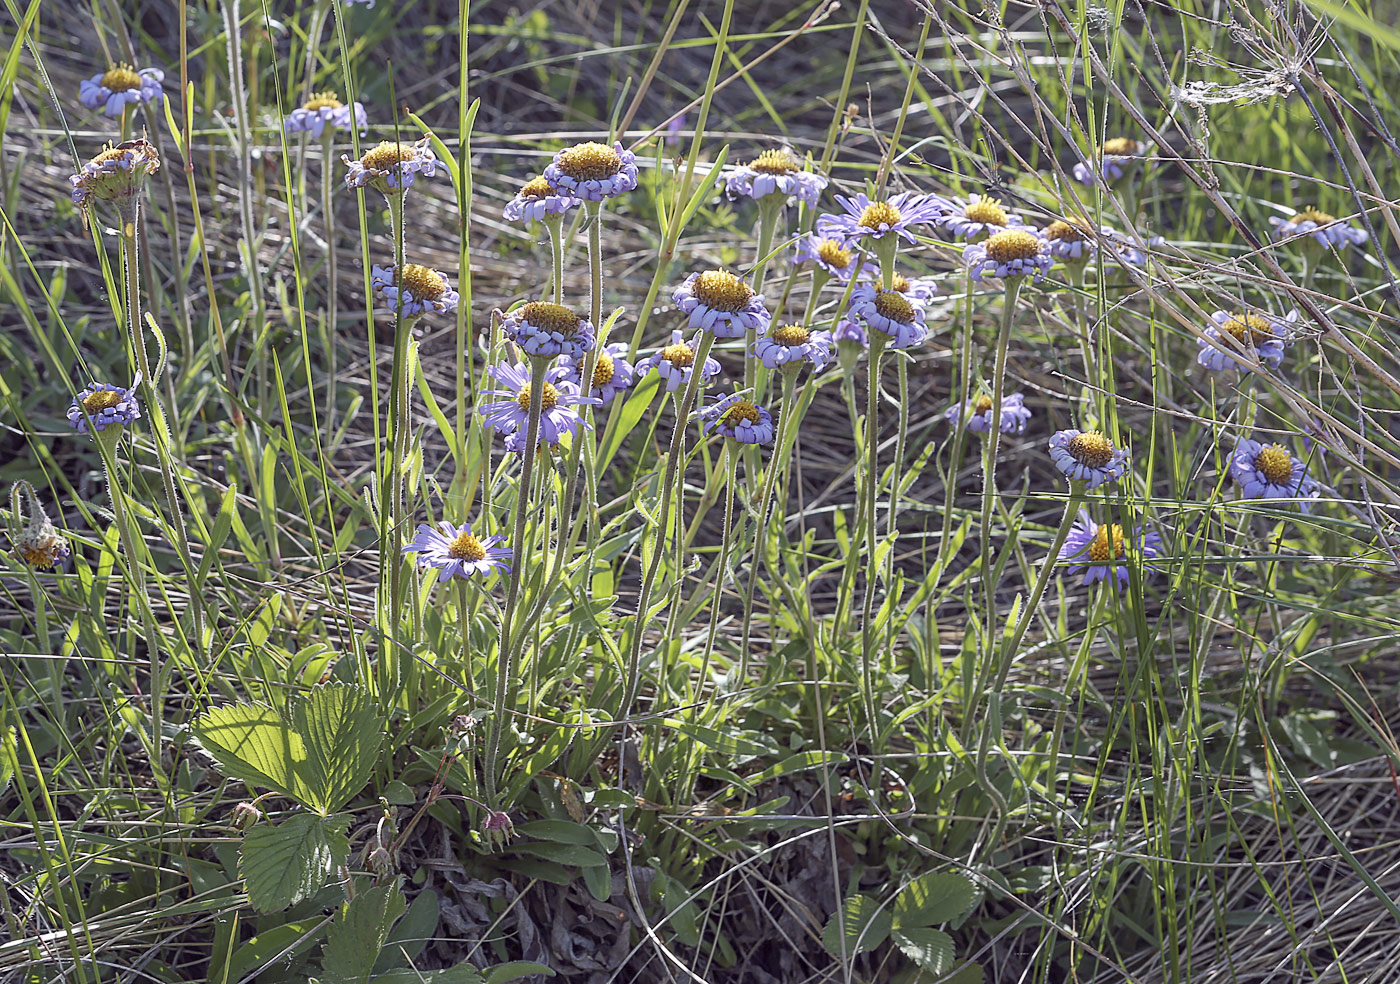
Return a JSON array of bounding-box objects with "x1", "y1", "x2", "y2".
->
[
  {"x1": 503, "y1": 175, "x2": 581, "y2": 225},
  {"x1": 9, "y1": 481, "x2": 69, "y2": 570},
  {"x1": 1229, "y1": 438, "x2": 1320, "y2": 510},
  {"x1": 80, "y1": 64, "x2": 163, "y2": 118},
  {"x1": 1049, "y1": 429, "x2": 1129, "y2": 489},
  {"x1": 751, "y1": 323, "x2": 833, "y2": 371},
  {"x1": 70, "y1": 139, "x2": 160, "y2": 212},
  {"x1": 673, "y1": 270, "x2": 770, "y2": 338},
  {"x1": 965, "y1": 229, "x2": 1052, "y2": 283},
  {"x1": 1071, "y1": 137, "x2": 1149, "y2": 186},
  {"x1": 344, "y1": 139, "x2": 439, "y2": 195},
  {"x1": 698, "y1": 393, "x2": 775, "y2": 445},
  {"x1": 478, "y1": 361, "x2": 596, "y2": 446},
  {"x1": 1268, "y1": 207, "x2": 1368, "y2": 250},
  {"x1": 371, "y1": 263, "x2": 459, "y2": 320},
  {"x1": 482, "y1": 810, "x2": 515, "y2": 848},
  {"x1": 945, "y1": 392, "x2": 1032, "y2": 435},
  {"x1": 68, "y1": 376, "x2": 142, "y2": 435},
  {"x1": 543, "y1": 141, "x2": 638, "y2": 201},
  {"x1": 934, "y1": 195, "x2": 1028, "y2": 241},
  {"x1": 722, "y1": 148, "x2": 828, "y2": 206},
  {"x1": 816, "y1": 191, "x2": 946, "y2": 247},
  {"x1": 502, "y1": 302, "x2": 596, "y2": 360},
  {"x1": 229, "y1": 802, "x2": 263, "y2": 832},
  {"x1": 559, "y1": 342, "x2": 635, "y2": 406},
  {"x1": 1059, "y1": 510, "x2": 1163, "y2": 590},
  {"x1": 792, "y1": 234, "x2": 861, "y2": 282},
  {"x1": 1197, "y1": 310, "x2": 1294, "y2": 373},
  {"x1": 284, "y1": 91, "x2": 367, "y2": 138},
  {"x1": 643, "y1": 330, "x2": 722, "y2": 392},
  {"x1": 847, "y1": 283, "x2": 927, "y2": 349},
  {"x1": 402, "y1": 520, "x2": 513, "y2": 580}
]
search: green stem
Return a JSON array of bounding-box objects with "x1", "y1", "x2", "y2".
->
[
  {"x1": 696, "y1": 440, "x2": 739, "y2": 705},
  {"x1": 978, "y1": 279, "x2": 1022, "y2": 665},
  {"x1": 858, "y1": 335, "x2": 889, "y2": 745},
  {"x1": 321, "y1": 130, "x2": 340, "y2": 442}
]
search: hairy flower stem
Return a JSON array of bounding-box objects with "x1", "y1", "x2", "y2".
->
[
  {"x1": 486, "y1": 357, "x2": 550, "y2": 806},
  {"x1": 321, "y1": 130, "x2": 340, "y2": 441},
  {"x1": 858, "y1": 334, "x2": 890, "y2": 746},
  {"x1": 695, "y1": 440, "x2": 740, "y2": 705},
  {"x1": 456, "y1": 580, "x2": 474, "y2": 699},
  {"x1": 979, "y1": 279, "x2": 1022, "y2": 657},
  {"x1": 546, "y1": 214, "x2": 566, "y2": 305},
  {"x1": 384, "y1": 194, "x2": 411, "y2": 704}
]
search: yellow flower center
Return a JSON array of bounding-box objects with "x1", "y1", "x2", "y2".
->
[
  {"x1": 890, "y1": 273, "x2": 911, "y2": 293},
  {"x1": 100, "y1": 65, "x2": 142, "y2": 92},
  {"x1": 974, "y1": 395, "x2": 994, "y2": 413},
  {"x1": 661, "y1": 343, "x2": 695, "y2": 368},
  {"x1": 771, "y1": 324, "x2": 810, "y2": 346},
  {"x1": 873, "y1": 289, "x2": 915, "y2": 324},
  {"x1": 446, "y1": 530, "x2": 488, "y2": 561},
  {"x1": 521, "y1": 176, "x2": 553, "y2": 198},
  {"x1": 1221, "y1": 312, "x2": 1273, "y2": 344},
  {"x1": 815, "y1": 239, "x2": 852, "y2": 269},
  {"x1": 83, "y1": 390, "x2": 123, "y2": 414},
  {"x1": 984, "y1": 229, "x2": 1043, "y2": 262},
  {"x1": 691, "y1": 270, "x2": 754, "y2": 312},
  {"x1": 361, "y1": 141, "x2": 413, "y2": 171},
  {"x1": 724, "y1": 400, "x2": 762, "y2": 424},
  {"x1": 591, "y1": 352, "x2": 615, "y2": 388},
  {"x1": 1254, "y1": 445, "x2": 1295, "y2": 484},
  {"x1": 1067, "y1": 431, "x2": 1115, "y2": 468},
  {"x1": 963, "y1": 196, "x2": 1008, "y2": 226},
  {"x1": 90, "y1": 139, "x2": 159, "y2": 171},
  {"x1": 398, "y1": 264, "x2": 447, "y2": 301},
  {"x1": 302, "y1": 90, "x2": 343, "y2": 111},
  {"x1": 1087, "y1": 524, "x2": 1126, "y2": 563},
  {"x1": 858, "y1": 200, "x2": 902, "y2": 231},
  {"x1": 748, "y1": 148, "x2": 800, "y2": 174},
  {"x1": 1294, "y1": 207, "x2": 1335, "y2": 224},
  {"x1": 557, "y1": 142, "x2": 622, "y2": 181},
  {"x1": 1101, "y1": 137, "x2": 1141, "y2": 156},
  {"x1": 516, "y1": 381, "x2": 560, "y2": 412},
  {"x1": 520, "y1": 301, "x2": 582, "y2": 335},
  {"x1": 1045, "y1": 220, "x2": 1087, "y2": 242}
]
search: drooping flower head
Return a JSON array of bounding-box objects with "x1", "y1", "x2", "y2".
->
[
  {"x1": 1071, "y1": 137, "x2": 1149, "y2": 186},
  {"x1": 643, "y1": 331, "x2": 723, "y2": 392},
  {"x1": 1229, "y1": 438, "x2": 1320, "y2": 510},
  {"x1": 402, "y1": 520, "x2": 512, "y2": 581},
  {"x1": 1059, "y1": 510, "x2": 1163, "y2": 590},
  {"x1": 673, "y1": 270, "x2": 770, "y2": 338},
  {"x1": 1197, "y1": 310, "x2": 1294, "y2": 373},
  {"x1": 343, "y1": 139, "x2": 439, "y2": 195},
  {"x1": 70, "y1": 139, "x2": 160, "y2": 213},
  {"x1": 478, "y1": 362, "x2": 595, "y2": 446},
  {"x1": 543, "y1": 141, "x2": 638, "y2": 201},
  {"x1": 847, "y1": 284, "x2": 927, "y2": 349},
  {"x1": 371, "y1": 263, "x2": 459, "y2": 320},
  {"x1": 559, "y1": 342, "x2": 635, "y2": 406},
  {"x1": 965, "y1": 228, "x2": 1052, "y2": 283},
  {"x1": 1049, "y1": 429, "x2": 1130, "y2": 489},
  {"x1": 503, "y1": 175, "x2": 581, "y2": 226},
  {"x1": 1268, "y1": 207, "x2": 1368, "y2": 251},
  {"x1": 501, "y1": 301, "x2": 596, "y2": 360},
  {"x1": 816, "y1": 191, "x2": 947, "y2": 247},
  {"x1": 934, "y1": 195, "x2": 1028, "y2": 241},
  {"x1": 67, "y1": 377, "x2": 142, "y2": 435},
  {"x1": 832, "y1": 318, "x2": 868, "y2": 349},
  {"x1": 698, "y1": 392, "x2": 775, "y2": 445},
  {"x1": 722, "y1": 148, "x2": 828, "y2": 206},
  {"x1": 945, "y1": 392, "x2": 1032, "y2": 435},
  {"x1": 751, "y1": 323, "x2": 833, "y2": 371},
  {"x1": 79, "y1": 64, "x2": 164, "y2": 118},
  {"x1": 792, "y1": 235, "x2": 861, "y2": 282},
  {"x1": 284, "y1": 91, "x2": 368, "y2": 138},
  {"x1": 9, "y1": 481, "x2": 69, "y2": 570}
]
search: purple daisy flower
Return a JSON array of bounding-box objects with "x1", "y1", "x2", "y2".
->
[
  {"x1": 1229, "y1": 438, "x2": 1320, "y2": 510},
  {"x1": 70, "y1": 139, "x2": 160, "y2": 211},
  {"x1": 501, "y1": 301, "x2": 596, "y2": 360},
  {"x1": 79, "y1": 64, "x2": 163, "y2": 118},
  {"x1": 673, "y1": 270, "x2": 770, "y2": 338},
  {"x1": 1059, "y1": 510, "x2": 1163, "y2": 590},
  {"x1": 1043, "y1": 221, "x2": 1158, "y2": 267},
  {"x1": 791, "y1": 234, "x2": 862, "y2": 282},
  {"x1": 863, "y1": 268, "x2": 939, "y2": 305},
  {"x1": 68, "y1": 376, "x2": 142, "y2": 434},
  {"x1": 698, "y1": 393, "x2": 775, "y2": 445},
  {"x1": 344, "y1": 139, "x2": 439, "y2": 194},
  {"x1": 847, "y1": 283, "x2": 927, "y2": 349},
  {"x1": 945, "y1": 392, "x2": 1032, "y2": 434},
  {"x1": 371, "y1": 263, "x2": 459, "y2": 320},
  {"x1": 815, "y1": 191, "x2": 947, "y2": 247},
  {"x1": 478, "y1": 362, "x2": 596, "y2": 445},
  {"x1": 1048, "y1": 429, "x2": 1130, "y2": 489},
  {"x1": 965, "y1": 229, "x2": 1052, "y2": 283},
  {"x1": 1071, "y1": 138, "x2": 1149, "y2": 186},
  {"x1": 751, "y1": 323, "x2": 833, "y2": 371},
  {"x1": 1197, "y1": 310, "x2": 1294, "y2": 373},
  {"x1": 543, "y1": 141, "x2": 638, "y2": 201},
  {"x1": 402, "y1": 520, "x2": 512, "y2": 581},
  {"x1": 1268, "y1": 207, "x2": 1369, "y2": 250},
  {"x1": 503, "y1": 175, "x2": 581, "y2": 225},
  {"x1": 722, "y1": 148, "x2": 828, "y2": 206},
  {"x1": 284, "y1": 91, "x2": 367, "y2": 138},
  {"x1": 559, "y1": 342, "x2": 635, "y2": 406},
  {"x1": 643, "y1": 331, "x2": 722, "y2": 393},
  {"x1": 832, "y1": 318, "x2": 868, "y2": 348},
  {"x1": 934, "y1": 195, "x2": 1029, "y2": 241}
]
